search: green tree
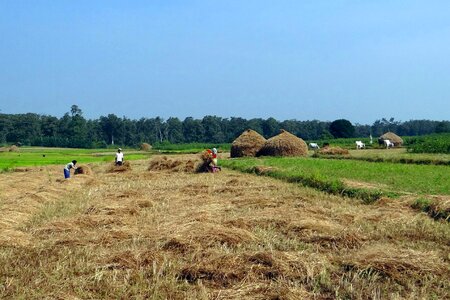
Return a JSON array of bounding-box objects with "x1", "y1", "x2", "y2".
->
[{"x1": 329, "y1": 119, "x2": 355, "y2": 138}]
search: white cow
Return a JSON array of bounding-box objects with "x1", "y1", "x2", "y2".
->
[
  {"x1": 355, "y1": 141, "x2": 365, "y2": 149},
  {"x1": 309, "y1": 143, "x2": 320, "y2": 150},
  {"x1": 384, "y1": 139, "x2": 394, "y2": 149}
]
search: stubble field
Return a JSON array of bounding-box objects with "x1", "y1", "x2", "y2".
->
[{"x1": 0, "y1": 154, "x2": 449, "y2": 299}]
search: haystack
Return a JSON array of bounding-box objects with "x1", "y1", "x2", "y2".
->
[
  {"x1": 8, "y1": 145, "x2": 19, "y2": 152},
  {"x1": 74, "y1": 165, "x2": 92, "y2": 175},
  {"x1": 257, "y1": 129, "x2": 308, "y2": 157},
  {"x1": 140, "y1": 143, "x2": 152, "y2": 151},
  {"x1": 380, "y1": 132, "x2": 403, "y2": 147},
  {"x1": 230, "y1": 129, "x2": 266, "y2": 158}
]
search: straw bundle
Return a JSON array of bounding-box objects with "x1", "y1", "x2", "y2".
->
[
  {"x1": 148, "y1": 156, "x2": 195, "y2": 172},
  {"x1": 257, "y1": 129, "x2": 307, "y2": 157},
  {"x1": 74, "y1": 165, "x2": 92, "y2": 175},
  {"x1": 108, "y1": 161, "x2": 131, "y2": 173},
  {"x1": 230, "y1": 129, "x2": 266, "y2": 158},
  {"x1": 318, "y1": 146, "x2": 349, "y2": 155},
  {"x1": 380, "y1": 132, "x2": 403, "y2": 146}
]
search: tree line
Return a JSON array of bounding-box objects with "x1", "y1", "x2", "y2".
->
[{"x1": 0, "y1": 106, "x2": 448, "y2": 148}]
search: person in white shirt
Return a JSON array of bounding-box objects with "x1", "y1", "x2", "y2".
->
[
  {"x1": 64, "y1": 160, "x2": 77, "y2": 179},
  {"x1": 115, "y1": 148, "x2": 124, "y2": 166}
]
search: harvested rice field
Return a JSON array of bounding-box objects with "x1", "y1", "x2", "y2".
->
[{"x1": 0, "y1": 154, "x2": 449, "y2": 299}]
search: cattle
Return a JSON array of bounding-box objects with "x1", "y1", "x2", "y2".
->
[
  {"x1": 384, "y1": 139, "x2": 394, "y2": 149},
  {"x1": 309, "y1": 143, "x2": 320, "y2": 150},
  {"x1": 355, "y1": 141, "x2": 365, "y2": 149}
]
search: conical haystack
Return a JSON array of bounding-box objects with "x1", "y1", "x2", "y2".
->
[
  {"x1": 380, "y1": 132, "x2": 403, "y2": 147},
  {"x1": 257, "y1": 129, "x2": 308, "y2": 157},
  {"x1": 230, "y1": 129, "x2": 266, "y2": 158}
]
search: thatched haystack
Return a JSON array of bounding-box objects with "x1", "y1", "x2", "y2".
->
[
  {"x1": 230, "y1": 129, "x2": 266, "y2": 158},
  {"x1": 379, "y1": 132, "x2": 403, "y2": 147},
  {"x1": 108, "y1": 161, "x2": 131, "y2": 173},
  {"x1": 140, "y1": 143, "x2": 152, "y2": 151},
  {"x1": 74, "y1": 165, "x2": 92, "y2": 175},
  {"x1": 8, "y1": 145, "x2": 19, "y2": 152},
  {"x1": 257, "y1": 129, "x2": 308, "y2": 157},
  {"x1": 318, "y1": 146, "x2": 349, "y2": 155}
]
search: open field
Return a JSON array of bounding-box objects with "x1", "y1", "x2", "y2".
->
[
  {"x1": 0, "y1": 154, "x2": 449, "y2": 299},
  {"x1": 222, "y1": 156, "x2": 450, "y2": 196},
  {"x1": 312, "y1": 148, "x2": 450, "y2": 166},
  {"x1": 0, "y1": 147, "x2": 152, "y2": 171}
]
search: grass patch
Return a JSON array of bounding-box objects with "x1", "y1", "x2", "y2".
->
[
  {"x1": 223, "y1": 160, "x2": 383, "y2": 203},
  {"x1": 0, "y1": 147, "x2": 151, "y2": 170},
  {"x1": 222, "y1": 156, "x2": 450, "y2": 196}
]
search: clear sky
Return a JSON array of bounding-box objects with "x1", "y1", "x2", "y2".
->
[{"x1": 1, "y1": 1, "x2": 449, "y2": 124}]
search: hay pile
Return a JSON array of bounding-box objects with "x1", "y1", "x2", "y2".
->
[
  {"x1": 74, "y1": 165, "x2": 92, "y2": 175},
  {"x1": 107, "y1": 161, "x2": 132, "y2": 173},
  {"x1": 318, "y1": 146, "x2": 349, "y2": 155},
  {"x1": 196, "y1": 150, "x2": 215, "y2": 173},
  {"x1": 380, "y1": 132, "x2": 403, "y2": 146},
  {"x1": 140, "y1": 143, "x2": 152, "y2": 151},
  {"x1": 257, "y1": 129, "x2": 307, "y2": 157},
  {"x1": 340, "y1": 244, "x2": 446, "y2": 282},
  {"x1": 148, "y1": 156, "x2": 195, "y2": 173},
  {"x1": 230, "y1": 129, "x2": 266, "y2": 158}
]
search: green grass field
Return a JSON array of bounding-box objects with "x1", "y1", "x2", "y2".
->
[
  {"x1": 222, "y1": 156, "x2": 450, "y2": 196},
  {"x1": 0, "y1": 147, "x2": 152, "y2": 171},
  {"x1": 313, "y1": 148, "x2": 450, "y2": 165}
]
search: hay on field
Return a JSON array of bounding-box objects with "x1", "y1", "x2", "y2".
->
[
  {"x1": 230, "y1": 129, "x2": 266, "y2": 158},
  {"x1": 340, "y1": 244, "x2": 446, "y2": 281},
  {"x1": 107, "y1": 161, "x2": 131, "y2": 173},
  {"x1": 379, "y1": 132, "x2": 403, "y2": 146},
  {"x1": 148, "y1": 156, "x2": 196, "y2": 172},
  {"x1": 257, "y1": 129, "x2": 308, "y2": 157},
  {"x1": 318, "y1": 146, "x2": 349, "y2": 155},
  {"x1": 8, "y1": 145, "x2": 19, "y2": 152},
  {"x1": 74, "y1": 165, "x2": 92, "y2": 175},
  {"x1": 196, "y1": 150, "x2": 215, "y2": 173},
  {"x1": 140, "y1": 143, "x2": 152, "y2": 151}
]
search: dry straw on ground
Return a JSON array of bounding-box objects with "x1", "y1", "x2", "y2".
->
[
  {"x1": 140, "y1": 143, "x2": 152, "y2": 151},
  {"x1": 8, "y1": 145, "x2": 19, "y2": 152},
  {"x1": 230, "y1": 129, "x2": 266, "y2": 158},
  {"x1": 318, "y1": 146, "x2": 349, "y2": 155},
  {"x1": 148, "y1": 156, "x2": 195, "y2": 173},
  {"x1": 107, "y1": 161, "x2": 132, "y2": 173},
  {"x1": 257, "y1": 129, "x2": 308, "y2": 157},
  {"x1": 74, "y1": 165, "x2": 92, "y2": 175},
  {"x1": 380, "y1": 132, "x2": 404, "y2": 146},
  {"x1": 0, "y1": 156, "x2": 449, "y2": 299}
]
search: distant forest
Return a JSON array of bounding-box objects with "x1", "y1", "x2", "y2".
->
[{"x1": 0, "y1": 105, "x2": 449, "y2": 148}]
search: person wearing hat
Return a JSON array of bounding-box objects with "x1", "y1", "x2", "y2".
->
[{"x1": 115, "y1": 148, "x2": 124, "y2": 166}]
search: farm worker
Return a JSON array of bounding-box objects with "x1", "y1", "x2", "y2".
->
[
  {"x1": 64, "y1": 160, "x2": 77, "y2": 179},
  {"x1": 211, "y1": 148, "x2": 221, "y2": 172},
  {"x1": 115, "y1": 148, "x2": 124, "y2": 166}
]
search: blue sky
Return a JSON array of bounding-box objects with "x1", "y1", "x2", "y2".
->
[{"x1": 1, "y1": 1, "x2": 449, "y2": 124}]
